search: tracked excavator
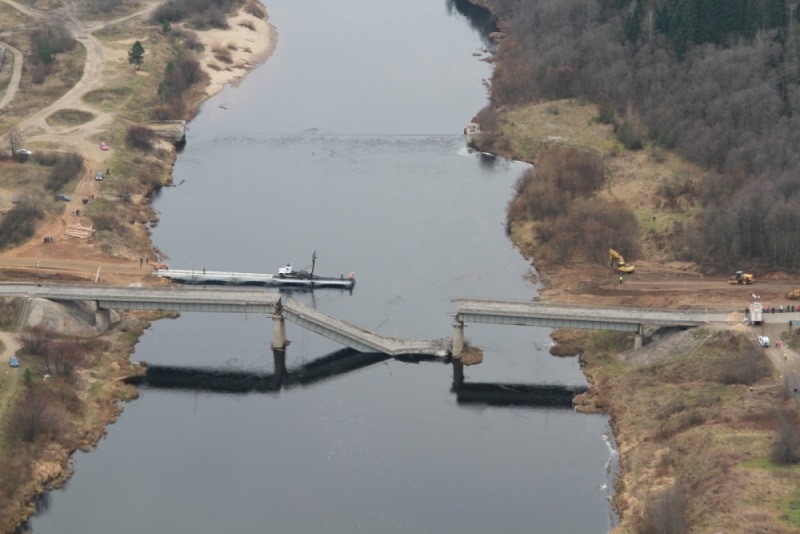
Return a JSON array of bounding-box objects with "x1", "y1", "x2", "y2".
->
[
  {"x1": 788, "y1": 289, "x2": 800, "y2": 300},
  {"x1": 608, "y1": 248, "x2": 635, "y2": 274}
]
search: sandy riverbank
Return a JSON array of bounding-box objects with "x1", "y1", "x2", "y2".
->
[{"x1": 196, "y1": 5, "x2": 277, "y2": 98}]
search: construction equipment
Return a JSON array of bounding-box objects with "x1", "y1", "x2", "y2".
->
[
  {"x1": 747, "y1": 301, "x2": 763, "y2": 325},
  {"x1": 788, "y1": 289, "x2": 800, "y2": 300},
  {"x1": 728, "y1": 270, "x2": 754, "y2": 285},
  {"x1": 608, "y1": 248, "x2": 635, "y2": 274}
]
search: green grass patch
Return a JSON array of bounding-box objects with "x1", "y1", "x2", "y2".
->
[
  {"x1": 45, "y1": 108, "x2": 96, "y2": 126},
  {"x1": 501, "y1": 99, "x2": 619, "y2": 161},
  {"x1": 781, "y1": 497, "x2": 800, "y2": 527},
  {"x1": 82, "y1": 86, "x2": 133, "y2": 111},
  {"x1": 636, "y1": 207, "x2": 702, "y2": 233},
  {"x1": 118, "y1": 331, "x2": 141, "y2": 345}
]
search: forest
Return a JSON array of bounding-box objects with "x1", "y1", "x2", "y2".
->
[{"x1": 484, "y1": 0, "x2": 800, "y2": 270}]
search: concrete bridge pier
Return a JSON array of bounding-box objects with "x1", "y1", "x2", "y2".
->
[
  {"x1": 95, "y1": 304, "x2": 111, "y2": 332},
  {"x1": 272, "y1": 312, "x2": 287, "y2": 350},
  {"x1": 452, "y1": 319, "x2": 465, "y2": 358},
  {"x1": 634, "y1": 325, "x2": 644, "y2": 350}
]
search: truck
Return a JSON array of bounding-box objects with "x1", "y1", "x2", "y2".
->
[{"x1": 748, "y1": 301, "x2": 763, "y2": 325}]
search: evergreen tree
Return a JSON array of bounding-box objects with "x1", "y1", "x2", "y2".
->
[{"x1": 128, "y1": 40, "x2": 145, "y2": 70}]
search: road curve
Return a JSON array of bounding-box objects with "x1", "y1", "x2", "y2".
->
[{"x1": 0, "y1": 41, "x2": 23, "y2": 110}]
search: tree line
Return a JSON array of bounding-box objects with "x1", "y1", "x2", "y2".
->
[{"x1": 485, "y1": 0, "x2": 800, "y2": 269}]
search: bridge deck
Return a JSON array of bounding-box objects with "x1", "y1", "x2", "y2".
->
[
  {"x1": 283, "y1": 299, "x2": 451, "y2": 356},
  {"x1": 454, "y1": 299, "x2": 735, "y2": 331},
  {"x1": 0, "y1": 283, "x2": 282, "y2": 314}
]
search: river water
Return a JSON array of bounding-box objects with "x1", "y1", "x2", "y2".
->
[{"x1": 29, "y1": 1, "x2": 615, "y2": 532}]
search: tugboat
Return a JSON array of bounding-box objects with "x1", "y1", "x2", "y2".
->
[{"x1": 275, "y1": 251, "x2": 355, "y2": 289}]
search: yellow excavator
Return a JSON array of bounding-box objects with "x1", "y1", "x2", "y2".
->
[
  {"x1": 788, "y1": 289, "x2": 800, "y2": 299},
  {"x1": 608, "y1": 248, "x2": 635, "y2": 274}
]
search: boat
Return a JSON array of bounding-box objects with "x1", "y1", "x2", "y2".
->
[{"x1": 154, "y1": 251, "x2": 355, "y2": 290}]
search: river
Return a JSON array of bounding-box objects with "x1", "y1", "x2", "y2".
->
[{"x1": 29, "y1": 1, "x2": 615, "y2": 532}]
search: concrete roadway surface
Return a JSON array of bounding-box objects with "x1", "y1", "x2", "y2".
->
[{"x1": 755, "y1": 315, "x2": 800, "y2": 403}]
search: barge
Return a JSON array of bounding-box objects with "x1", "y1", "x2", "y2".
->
[{"x1": 154, "y1": 252, "x2": 355, "y2": 290}]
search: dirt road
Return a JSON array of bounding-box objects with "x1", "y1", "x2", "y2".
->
[
  {"x1": 0, "y1": 40, "x2": 21, "y2": 111},
  {"x1": 0, "y1": 331, "x2": 22, "y2": 437},
  {"x1": 539, "y1": 259, "x2": 800, "y2": 311}
]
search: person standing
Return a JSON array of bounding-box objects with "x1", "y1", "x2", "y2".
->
[{"x1": 619, "y1": 275, "x2": 624, "y2": 285}]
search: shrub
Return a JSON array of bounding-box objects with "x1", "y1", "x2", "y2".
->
[
  {"x1": 771, "y1": 409, "x2": 800, "y2": 466},
  {"x1": 538, "y1": 197, "x2": 640, "y2": 264},
  {"x1": 126, "y1": 125, "x2": 157, "y2": 150},
  {"x1": 30, "y1": 24, "x2": 75, "y2": 65},
  {"x1": 0, "y1": 204, "x2": 44, "y2": 249},
  {"x1": 639, "y1": 482, "x2": 688, "y2": 534},
  {"x1": 45, "y1": 151, "x2": 84, "y2": 192},
  {"x1": 40, "y1": 341, "x2": 87, "y2": 379},
  {"x1": 656, "y1": 174, "x2": 697, "y2": 211},
  {"x1": 616, "y1": 119, "x2": 644, "y2": 150},
  {"x1": 715, "y1": 348, "x2": 771, "y2": 385},
  {"x1": 473, "y1": 105, "x2": 500, "y2": 133},
  {"x1": 595, "y1": 106, "x2": 615, "y2": 125},
  {"x1": 508, "y1": 146, "x2": 606, "y2": 224},
  {"x1": 18, "y1": 325, "x2": 55, "y2": 356},
  {"x1": 8, "y1": 389, "x2": 68, "y2": 443}
]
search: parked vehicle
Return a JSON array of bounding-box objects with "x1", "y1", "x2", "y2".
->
[
  {"x1": 748, "y1": 302, "x2": 763, "y2": 325},
  {"x1": 95, "y1": 171, "x2": 104, "y2": 181},
  {"x1": 728, "y1": 270, "x2": 754, "y2": 284},
  {"x1": 757, "y1": 335, "x2": 770, "y2": 347},
  {"x1": 9, "y1": 355, "x2": 19, "y2": 368},
  {"x1": 55, "y1": 194, "x2": 71, "y2": 202}
]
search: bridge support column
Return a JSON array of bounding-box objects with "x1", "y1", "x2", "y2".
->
[
  {"x1": 272, "y1": 312, "x2": 287, "y2": 350},
  {"x1": 95, "y1": 304, "x2": 111, "y2": 332},
  {"x1": 634, "y1": 325, "x2": 643, "y2": 350},
  {"x1": 452, "y1": 319, "x2": 465, "y2": 358}
]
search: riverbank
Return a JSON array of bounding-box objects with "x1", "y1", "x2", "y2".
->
[
  {"x1": 0, "y1": 2, "x2": 275, "y2": 531},
  {"x1": 470, "y1": 98, "x2": 800, "y2": 532}
]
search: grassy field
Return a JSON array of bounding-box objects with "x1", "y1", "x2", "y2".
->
[
  {"x1": 492, "y1": 99, "x2": 800, "y2": 531},
  {"x1": 491, "y1": 99, "x2": 708, "y2": 263},
  {"x1": 571, "y1": 327, "x2": 800, "y2": 533}
]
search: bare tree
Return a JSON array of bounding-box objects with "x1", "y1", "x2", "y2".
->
[
  {"x1": 8, "y1": 126, "x2": 22, "y2": 154},
  {"x1": 42, "y1": 341, "x2": 85, "y2": 378}
]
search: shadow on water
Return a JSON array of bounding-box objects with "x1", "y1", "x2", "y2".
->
[
  {"x1": 125, "y1": 348, "x2": 389, "y2": 393},
  {"x1": 126, "y1": 349, "x2": 586, "y2": 409},
  {"x1": 450, "y1": 359, "x2": 586, "y2": 408},
  {"x1": 453, "y1": 383, "x2": 587, "y2": 408},
  {"x1": 16, "y1": 494, "x2": 52, "y2": 534}
]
